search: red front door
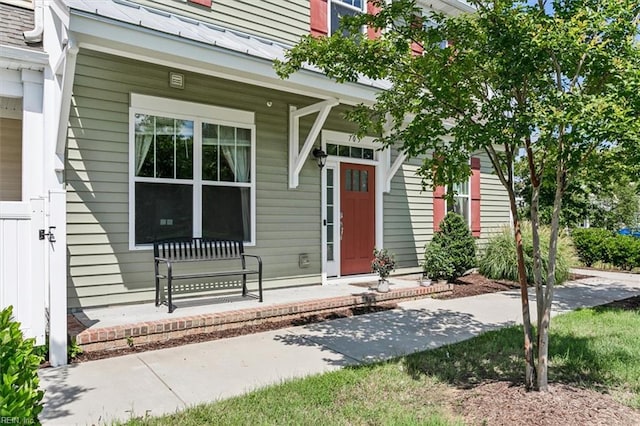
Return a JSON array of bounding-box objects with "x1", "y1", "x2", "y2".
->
[{"x1": 340, "y1": 163, "x2": 375, "y2": 275}]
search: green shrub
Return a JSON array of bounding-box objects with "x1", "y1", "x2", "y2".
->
[
  {"x1": 423, "y1": 241, "x2": 455, "y2": 281},
  {"x1": 0, "y1": 306, "x2": 45, "y2": 421},
  {"x1": 427, "y1": 212, "x2": 476, "y2": 280},
  {"x1": 605, "y1": 235, "x2": 640, "y2": 271},
  {"x1": 571, "y1": 228, "x2": 613, "y2": 267},
  {"x1": 479, "y1": 223, "x2": 575, "y2": 285}
]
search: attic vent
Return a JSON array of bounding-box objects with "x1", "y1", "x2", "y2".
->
[{"x1": 169, "y1": 72, "x2": 185, "y2": 89}]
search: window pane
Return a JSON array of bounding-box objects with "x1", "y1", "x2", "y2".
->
[
  {"x1": 327, "y1": 168, "x2": 334, "y2": 186},
  {"x1": 345, "y1": 169, "x2": 352, "y2": 191},
  {"x1": 331, "y1": 2, "x2": 360, "y2": 35},
  {"x1": 453, "y1": 197, "x2": 470, "y2": 223},
  {"x1": 327, "y1": 243, "x2": 334, "y2": 261},
  {"x1": 453, "y1": 181, "x2": 469, "y2": 196},
  {"x1": 202, "y1": 185, "x2": 251, "y2": 241},
  {"x1": 219, "y1": 126, "x2": 235, "y2": 182},
  {"x1": 351, "y1": 146, "x2": 362, "y2": 159},
  {"x1": 327, "y1": 144, "x2": 338, "y2": 156},
  {"x1": 134, "y1": 114, "x2": 155, "y2": 177},
  {"x1": 361, "y1": 170, "x2": 368, "y2": 192},
  {"x1": 175, "y1": 120, "x2": 193, "y2": 179},
  {"x1": 327, "y1": 187, "x2": 333, "y2": 208},
  {"x1": 135, "y1": 182, "x2": 193, "y2": 244},
  {"x1": 352, "y1": 169, "x2": 360, "y2": 192},
  {"x1": 327, "y1": 206, "x2": 334, "y2": 225},
  {"x1": 327, "y1": 225, "x2": 334, "y2": 243},
  {"x1": 155, "y1": 116, "x2": 176, "y2": 179},
  {"x1": 202, "y1": 123, "x2": 219, "y2": 181},
  {"x1": 338, "y1": 145, "x2": 350, "y2": 157},
  {"x1": 235, "y1": 144, "x2": 251, "y2": 183},
  {"x1": 363, "y1": 148, "x2": 374, "y2": 160}
]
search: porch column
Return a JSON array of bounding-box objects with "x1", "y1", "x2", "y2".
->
[
  {"x1": 21, "y1": 69, "x2": 44, "y2": 200},
  {"x1": 48, "y1": 189, "x2": 67, "y2": 367}
]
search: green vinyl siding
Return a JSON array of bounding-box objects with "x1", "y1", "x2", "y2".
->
[
  {"x1": 383, "y1": 152, "x2": 511, "y2": 269},
  {"x1": 134, "y1": 0, "x2": 309, "y2": 44},
  {"x1": 66, "y1": 50, "x2": 332, "y2": 308}
]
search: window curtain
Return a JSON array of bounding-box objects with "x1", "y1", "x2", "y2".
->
[
  {"x1": 222, "y1": 132, "x2": 251, "y2": 241},
  {"x1": 135, "y1": 133, "x2": 153, "y2": 176}
]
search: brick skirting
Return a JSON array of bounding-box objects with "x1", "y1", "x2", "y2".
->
[{"x1": 72, "y1": 284, "x2": 452, "y2": 353}]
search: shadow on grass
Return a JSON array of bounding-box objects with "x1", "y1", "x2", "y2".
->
[{"x1": 402, "y1": 304, "x2": 640, "y2": 393}]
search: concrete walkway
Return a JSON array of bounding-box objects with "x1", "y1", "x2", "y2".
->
[{"x1": 38, "y1": 269, "x2": 639, "y2": 425}]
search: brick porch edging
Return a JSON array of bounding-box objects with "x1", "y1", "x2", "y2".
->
[{"x1": 73, "y1": 284, "x2": 452, "y2": 353}]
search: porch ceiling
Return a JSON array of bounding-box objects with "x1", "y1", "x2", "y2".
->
[{"x1": 61, "y1": 0, "x2": 389, "y2": 105}]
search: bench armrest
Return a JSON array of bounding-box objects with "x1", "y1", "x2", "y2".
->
[{"x1": 241, "y1": 253, "x2": 262, "y2": 269}]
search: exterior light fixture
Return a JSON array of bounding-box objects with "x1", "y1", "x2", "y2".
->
[{"x1": 312, "y1": 147, "x2": 328, "y2": 169}]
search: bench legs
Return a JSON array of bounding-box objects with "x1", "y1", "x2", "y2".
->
[
  {"x1": 167, "y1": 264, "x2": 174, "y2": 313},
  {"x1": 154, "y1": 260, "x2": 160, "y2": 307}
]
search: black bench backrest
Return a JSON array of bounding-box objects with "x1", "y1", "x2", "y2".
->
[{"x1": 153, "y1": 238, "x2": 244, "y2": 261}]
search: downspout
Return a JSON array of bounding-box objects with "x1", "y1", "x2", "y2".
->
[
  {"x1": 23, "y1": 0, "x2": 44, "y2": 44},
  {"x1": 56, "y1": 39, "x2": 79, "y2": 157}
]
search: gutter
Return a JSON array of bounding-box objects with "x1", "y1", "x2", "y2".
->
[{"x1": 23, "y1": 0, "x2": 44, "y2": 44}]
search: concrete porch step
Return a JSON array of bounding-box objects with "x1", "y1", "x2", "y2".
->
[{"x1": 69, "y1": 283, "x2": 452, "y2": 354}]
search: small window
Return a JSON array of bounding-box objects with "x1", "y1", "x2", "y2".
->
[
  {"x1": 330, "y1": 0, "x2": 365, "y2": 35},
  {"x1": 452, "y1": 180, "x2": 470, "y2": 225}
]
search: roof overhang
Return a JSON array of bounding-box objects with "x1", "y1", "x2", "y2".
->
[
  {"x1": 63, "y1": 0, "x2": 386, "y2": 105},
  {"x1": 0, "y1": 44, "x2": 48, "y2": 71}
]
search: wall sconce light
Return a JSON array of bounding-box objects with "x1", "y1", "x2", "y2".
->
[{"x1": 312, "y1": 147, "x2": 328, "y2": 169}]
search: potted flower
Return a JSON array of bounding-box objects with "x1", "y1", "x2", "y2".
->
[
  {"x1": 422, "y1": 242, "x2": 454, "y2": 285},
  {"x1": 371, "y1": 248, "x2": 396, "y2": 293}
]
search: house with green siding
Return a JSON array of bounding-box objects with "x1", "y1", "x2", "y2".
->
[{"x1": 1, "y1": 0, "x2": 511, "y2": 365}]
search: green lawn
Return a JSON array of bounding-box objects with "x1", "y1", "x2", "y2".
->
[{"x1": 121, "y1": 305, "x2": 640, "y2": 425}]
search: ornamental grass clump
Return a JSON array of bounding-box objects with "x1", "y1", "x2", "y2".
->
[
  {"x1": 0, "y1": 306, "x2": 45, "y2": 421},
  {"x1": 371, "y1": 248, "x2": 396, "y2": 280},
  {"x1": 479, "y1": 223, "x2": 576, "y2": 285}
]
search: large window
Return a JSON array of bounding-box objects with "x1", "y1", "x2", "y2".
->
[
  {"x1": 130, "y1": 95, "x2": 255, "y2": 248},
  {"x1": 329, "y1": 0, "x2": 365, "y2": 35}
]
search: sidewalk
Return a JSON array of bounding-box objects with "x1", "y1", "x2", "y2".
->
[{"x1": 38, "y1": 270, "x2": 639, "y2": 425}]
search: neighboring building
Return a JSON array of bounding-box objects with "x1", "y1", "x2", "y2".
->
[
  {"x1": 0, "y1": 0, "x2": 67, "y2": 366},
  {"x1": 1, "y1": 0, "x2": 510, "y2": 365}
]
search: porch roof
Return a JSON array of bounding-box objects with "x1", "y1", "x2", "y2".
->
[{"x1": 61, "y1": 0, "x2": 390, "y2": 105}]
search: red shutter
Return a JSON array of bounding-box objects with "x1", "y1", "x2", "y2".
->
[
  {"x1": 433, "y1": 185, "x2": 446, "y2": 232},
  {"x1": 187, "y1": 0, "x2": 212, "y2": 7},
  {"x1": 367, "y1": 1, "x2": 381, "y2": 39},
  {"x1": 471, "y1": 157, "x2": 481, "y2": 237},
  {"x1": 310, "y1": 0, "x2": 328, "y2": 37}
]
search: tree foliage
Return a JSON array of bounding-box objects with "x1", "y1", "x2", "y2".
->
[{"x1": 276, "y1": 0, "x2": 640, "y2": 391}]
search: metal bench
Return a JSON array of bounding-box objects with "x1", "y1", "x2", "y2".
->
[{"x1": 154, "y1": 238, "x2": 263, "y2": 313}]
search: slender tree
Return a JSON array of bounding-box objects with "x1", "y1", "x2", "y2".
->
[{"x1": 277, "y1": 0, "x2": 640, "y2": 390}]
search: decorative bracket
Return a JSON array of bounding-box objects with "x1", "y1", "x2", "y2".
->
[
  {"x1": 288, "y1": 99, "x2": 339, "y2": 188},
  {"x1": 384, "y1": 150, "x2": 407, "y2": 193}
]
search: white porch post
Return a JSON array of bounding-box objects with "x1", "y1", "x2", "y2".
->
[
  {"x1": 47, "y1": 190, "x2": 67, "y2": 367},
  {"x1": 21, "y1": 70, "x2": 44, "y2": 201}
]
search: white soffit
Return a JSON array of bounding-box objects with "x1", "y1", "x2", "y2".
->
[{"x1": 62, "y1": 0, "x2": 389, "y2": 104}]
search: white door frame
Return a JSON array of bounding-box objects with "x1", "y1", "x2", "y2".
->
[{"x1": 320, "y1": 130, "x2": 385, "y2": 283}]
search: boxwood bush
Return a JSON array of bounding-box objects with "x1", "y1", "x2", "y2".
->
[
  {"x1": 479, "y1": 223, "x2": 575, "y2": 285},
  {"x1": 604, "y1": 235, "x2": 640, "y2": 271},
  {"x1": 570, "y1": 228, "x2": 613, "y2": 267},
  {"x1": 0, "y1": 306, "x2": 45, "y2": 422},
  {"x1": 424, "y1": 212, "x2": 476, "y2": 281},
  {"x1": 571, "y1": 228, "x2": 640, "y2": 270}
]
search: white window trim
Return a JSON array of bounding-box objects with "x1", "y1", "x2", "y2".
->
[
  {"x1": 328, "y1": 0, "x2": 366, "y2": 35},
  {"x1": 128, "y1": 94, "x2": 256, "y2": 250},
  {"x1": 449, "y1": 179, "x2": 471, "y2": 228}
]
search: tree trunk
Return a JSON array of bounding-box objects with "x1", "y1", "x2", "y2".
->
[
  {"x1": 508, "y1": 192, "x2": 536, "y2": 390},
  {"x1": 529, "y1": 175, "x2": 545, "y2": 392},
  {"x1": 536, "y1": 163, "x2": 565, "y2": 392}
]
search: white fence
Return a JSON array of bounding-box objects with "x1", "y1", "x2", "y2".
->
[{"x1": 0, "y1": 199, "x2": 46, "y2": 345}]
